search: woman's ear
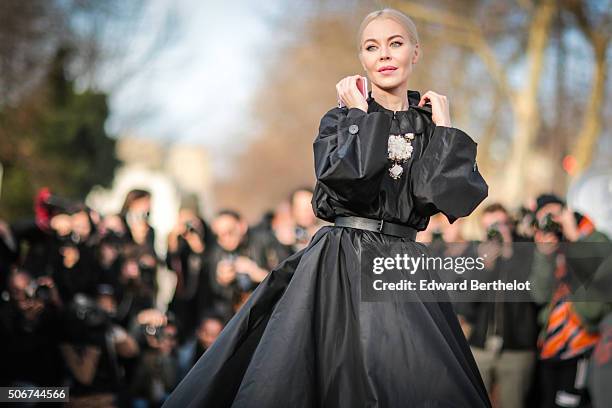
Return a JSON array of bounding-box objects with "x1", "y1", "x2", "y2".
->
[{"x1": 412, "y1": 43, "x2": 420, "y2": 64}]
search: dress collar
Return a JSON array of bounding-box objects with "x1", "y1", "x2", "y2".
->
[
  {"x1": 367, "y1": 89, "x2": 431, "y2": 115},
  {"x1": 366, "y1": 89, "x2": 430, "y2": 134}
]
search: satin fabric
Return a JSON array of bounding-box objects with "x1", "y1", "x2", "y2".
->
[
  {"x1": 163, "y1": 90, "x2": 490, "y2": 407},
  {"x1": 313, "y1": 90, "x2": 487, "y2": 229}
]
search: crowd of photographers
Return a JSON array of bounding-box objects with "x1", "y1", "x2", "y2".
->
[
  {"x1": 0, "y1": 187, "x2": 319, "y2": 407},
  {"x1": 419, "y1": 194, "x2": 612, "y2": 408},
  {"x1": 1, "y1": 187, "x2": 610, "y2": 408}
]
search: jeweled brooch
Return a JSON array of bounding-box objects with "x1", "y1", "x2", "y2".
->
[{"x1": 387, "y1": 133, "x2": 414, "y2": 179}]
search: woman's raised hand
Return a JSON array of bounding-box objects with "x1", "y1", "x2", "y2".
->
[
  {"x1": 336, "y1": 75, "x2": 368, "y2": 113},
  {"x1": 418, "y1": 91, "x2": 452, "y2": 127}
]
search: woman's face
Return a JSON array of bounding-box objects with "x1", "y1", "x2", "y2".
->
[
  {"x1": 359, "y1": 18, "x2": 419, "y2": 92},
  {"x1": 129, "y1": 196, "x2": 151, "y2": 214}
]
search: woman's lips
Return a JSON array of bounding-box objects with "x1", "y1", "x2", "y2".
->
[{"x1": 378, "y1": 67, "x2": 397, "y2": 75}]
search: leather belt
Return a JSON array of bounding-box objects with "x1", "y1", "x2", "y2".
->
[{"x1": 334, "y1": 216, "x2": 418, "y2": 240}]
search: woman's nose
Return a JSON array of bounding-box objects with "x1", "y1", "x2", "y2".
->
[{"x1": 379, "y1": 46, "x2": 390, "y2": 60}]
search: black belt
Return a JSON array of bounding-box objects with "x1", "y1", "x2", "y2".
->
[{"x1": 334, "y1": 216, "x2": 417, "y2": 239}]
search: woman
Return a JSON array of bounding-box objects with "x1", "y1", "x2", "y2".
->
[
  {"x1": 120, "y1": 189, "x2": 156, "y2": 255},
  {"x1": 119, "y1": 189, "x2": 159, "y2": 294},
  {"x1": 164, "y1": 8, "x2": 490, "y2": 407}
]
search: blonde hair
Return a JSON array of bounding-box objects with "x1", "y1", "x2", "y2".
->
[{"x1": 357, "y1": 8, "x2": 419, "y2": 53}]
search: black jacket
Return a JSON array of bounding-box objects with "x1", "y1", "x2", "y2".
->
[{"x1": 460, "y1": 251, "x2": 540, "y2": 350}]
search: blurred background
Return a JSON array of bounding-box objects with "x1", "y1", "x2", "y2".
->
[
  {"x1": 1, "y1": 0, "x2": 610, "y2": 237},
  {"x1": 0, "y1": 1, "x2": 611, "y2": 407}
]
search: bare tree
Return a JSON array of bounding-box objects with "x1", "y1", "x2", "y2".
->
[
  {"x1": 564, "y1": 0, "x2": 611, "y2": 175},
  {"x1": 394, "y1": 0, "x2": 558, "y2": 205}
]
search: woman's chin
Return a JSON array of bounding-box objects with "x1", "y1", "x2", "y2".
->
[{"x1": 372, "y1": 79, "x2": 406, "y2": 92}]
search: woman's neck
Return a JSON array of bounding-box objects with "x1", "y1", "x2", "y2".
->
[{"x1": 371, "y1": 85, "x2": 410, "y2": 112}]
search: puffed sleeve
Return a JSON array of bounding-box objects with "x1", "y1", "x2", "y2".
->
[
  {"x1": 313, "y1": 106, "x2": 391, "y2": 204},
  {"x1": 411, "y1": 125, "x2": 488, "y2": 223}
]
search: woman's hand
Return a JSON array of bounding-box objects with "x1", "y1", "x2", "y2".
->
[
  {"x1": 418, "y1": 91, "x2": 452, "y2": 127},
  {"x1": 336, "y1": 75, "x2": 368, "y2": 112}
]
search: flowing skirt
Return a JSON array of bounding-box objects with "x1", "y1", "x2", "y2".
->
[{"x1": 162, "y1": 226, "x2": 491, "y2": 407}]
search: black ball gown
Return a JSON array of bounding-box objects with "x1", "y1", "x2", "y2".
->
[{"x1": 163, "y1": 90, "x2": 491, "y2": 407}]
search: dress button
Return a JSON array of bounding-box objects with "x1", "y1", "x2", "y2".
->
[{"x1": 348, "y1": 124, "x2": 359, "y2": 134}]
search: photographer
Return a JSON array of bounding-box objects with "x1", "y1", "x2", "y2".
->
[
  {"x1": 515, "y1": 205, "x2": 538, "y2": 241},
  {"x1": 289, "y1": 187, "x2": 319, "y2": 251},
  {"x1": 9, "y1": 191, "x2": 102, "y2": 305},
  {"x1": 9, "y1": 188, "x2": 74, "y2": 277},
  {"x1": 60, "y1": 286, "x2": 138, "y2": 407},
  {"x1": 204, "y1": 210, "x2": 269, "y2": 321},
  {"x1": 250, "y1": 202, "x2": 296, "y2": 272},
  {"x1": 460, "y1": 203, "x2": 538, "y2": 408},
  {"x1": 97, "y1": 214, "x2": 129, "y2": 289},
  {"x1": 0, "y1": 269, "x2": 64, "y2": 387},
  {"x1": 250, "y1": 188, "x2": 321, "y2": 271},
  {"x1": 129, "y1": 309, "x2": 179, "y2": 407},
  {"x1": 0, "y1": 219, "x2": 18, "y2": 294},
  {"x1": 177, "y1": 314, "x2": 224, "y2": 381},
  {"x1": 50, "y1": 205, "x2": 101, "y2": 304},
  {"x1": 166, "y1": 203, "x2": 213, "y2": 344},
  {"x1": 120, "y1": 189, "x2": 156, "y2": 255},
  {"x1": 114, "y1": 245, "x2": 156, "y2": 329},
  {"x1": 117, "y1": 189, "x2": 160, "y2": 297},
  {"x1": 530, "y1": 194, "x2": 611, "y2": 407}
]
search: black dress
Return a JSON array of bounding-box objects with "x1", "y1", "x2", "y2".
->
[{"x1": 163, "y1": 90, "x2": 491, "y2": 407}]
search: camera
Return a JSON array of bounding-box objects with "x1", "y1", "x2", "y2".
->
[
  {"x1": 143, "y1": 323, "x2": 166, "y2": 341},
  {"x1": 185, "y1": 220, "x2": 198, "y2": 235},
  {"x1": 431, "y1": 230, "x2": 443, "y2": 243},
  {"x1": 222, "y1": 254, "x2": 253, "y2": 292},
  {"x1": 56, "y1": 230, "x2": 82, "y2": 245},
  {"x1": 24, "y1": 281, "x2": 52, "y2": 302},
  {"x1": 486, "y1": 223, "x2": 504, "y2": 243},
  {"x1": 235, "y1": 273, "x2": 253, "y2": 292},
  {"x1": 222, "y1": 253, "x2": 237, "y2": 265},
  {"x1": 295, "y1": 226, "x2": 309, "y2": 244},
  {"x1": 63, "y1": 294, "x2": 113, "y2": 344},
  {"x1": 71, "y1": 294, "x2": 110, "y2": 328},
  {"x1": 63, "y1": 293, "x2": 113, "y2": 345},
  {"x1": 101, "y1": 229, "x2": 125, "y2": 245},
  {"x1": 537, "y1": 213, "x2": 563, "y2": 238}
]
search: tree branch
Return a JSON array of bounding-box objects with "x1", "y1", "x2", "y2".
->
[{"x1": 393, "y1": 1, "x2": 515, "y2": 101}]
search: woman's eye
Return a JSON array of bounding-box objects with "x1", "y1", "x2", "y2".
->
[
  {"x1": 391, "y1": 41, "x2": 403, "y2": 47},
  {"x1": 365, "y1": 45, "x2": 377, "y2": 52}
]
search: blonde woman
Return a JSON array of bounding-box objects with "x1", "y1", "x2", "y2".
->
[{"x1": 164, "y1": 8, "x2": 490, "y2": 407}]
